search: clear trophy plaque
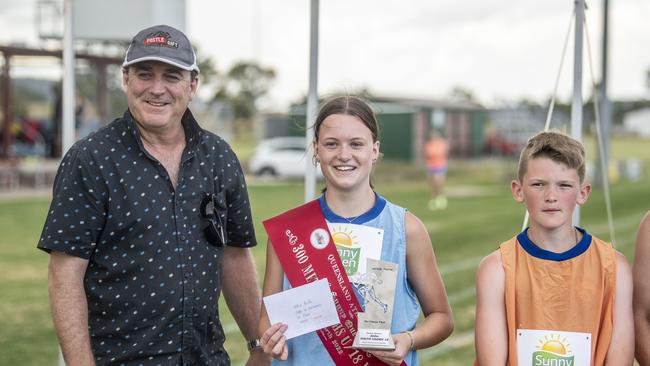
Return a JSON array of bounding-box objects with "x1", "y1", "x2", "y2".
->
[{"x1": 352, "y1": 258, "x2": 398, "y2": 350}]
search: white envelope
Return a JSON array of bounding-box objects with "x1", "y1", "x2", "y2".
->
[{"x1": 263, "y1": 278, "x2": 341, "y2": 339}]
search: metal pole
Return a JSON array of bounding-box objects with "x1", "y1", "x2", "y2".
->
[
  {"x1": 58, "y1": 3, "x2": 75, "y2": 364},
  {"x1": 571, "y1": 0, "x2": 585, "y2": 226},
  {"x1": 62, "y1": 0, "x2": 75, "y2": 156},
  {"x1": 596, "y1": 0, "x2": 611, "y2": 187},
  {"x1": 304, "y1": 0, "x2": 319, "y2": 202}
]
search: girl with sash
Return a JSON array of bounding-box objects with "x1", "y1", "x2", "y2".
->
[{"x1": 258, "y1": 96, "x2": 453, "y2": 366}]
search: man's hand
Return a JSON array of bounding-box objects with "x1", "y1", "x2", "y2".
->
[{"x1": 245, "y1": 347, "x2": 271, "y2": 366}]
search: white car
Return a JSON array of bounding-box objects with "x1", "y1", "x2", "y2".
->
[{"x1": 248, "y1": 137, "x2": 322, "y2": 178}]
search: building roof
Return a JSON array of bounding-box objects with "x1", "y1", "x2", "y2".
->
[{"x1": 371, "y1": 95, "x2": 485, "y2": 111}]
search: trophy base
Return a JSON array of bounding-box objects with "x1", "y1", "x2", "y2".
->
[{"x1": 352, "y1": 329, "x2": 396, "y2": 351}]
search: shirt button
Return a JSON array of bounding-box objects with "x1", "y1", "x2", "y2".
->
[
  {"x1": 184, "y1": 272, "x2": 191, "y2": 279},
  {"x1": 179, "y1": 235, "x2": 186, "y2": 241}
]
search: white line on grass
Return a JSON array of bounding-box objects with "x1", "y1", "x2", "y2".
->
[
  {"x1": 439, "y1": 257, "x2": 482, "y2": 275},
  {"x1": 448, "y1": 286, "x2": 476, "y2": 305}
]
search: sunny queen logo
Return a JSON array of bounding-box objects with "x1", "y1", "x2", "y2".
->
[
  {"x1": 330, "y1": 225, "x2": 361, "y2": 275},
  {"x1": 532, "y1": 334, "x2": 574, "y2": 366}
]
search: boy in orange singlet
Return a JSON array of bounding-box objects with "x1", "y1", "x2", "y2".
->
[{"x1": 475, "y1": 131, "x2": 633, "y2": 365}]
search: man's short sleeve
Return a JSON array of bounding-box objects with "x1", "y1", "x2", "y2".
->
[
  {"x1": 37, "y1": 145, "x2": 107, "y2": 259},
  {"x1": 223, "y1": 150, "x2": 257, "y2": 248}
]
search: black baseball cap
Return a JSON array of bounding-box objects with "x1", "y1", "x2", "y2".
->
[{"x1": 122, "y1": 24, "x2": 200, "y2": 73}]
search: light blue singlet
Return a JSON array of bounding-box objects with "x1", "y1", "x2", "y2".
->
[{"x1": 273, "y1": 193, "x2": 421, "y2": 366}]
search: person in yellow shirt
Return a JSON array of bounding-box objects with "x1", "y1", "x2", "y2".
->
[{"x1": 475, "y1": 130, "x2": 633, "y2": 365}]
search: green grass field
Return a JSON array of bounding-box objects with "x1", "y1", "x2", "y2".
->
[{"x1": 1, "y1": 152, "x2": 648, "y2": 365}]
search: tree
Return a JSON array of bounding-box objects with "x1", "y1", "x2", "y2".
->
[
  {"x1": 449, "y1": 86, "x2": 477, "y2": 102},
  {"x1": 195, "y1": 45, "x2": 219, "y2": 87},
  {"x1": 214, "y1": 61, "x2": 276, "y2": 137}
]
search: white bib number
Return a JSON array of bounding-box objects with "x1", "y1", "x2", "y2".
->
[{"x1": 517, "y1": 329, "x2": 591, "y2": 366}]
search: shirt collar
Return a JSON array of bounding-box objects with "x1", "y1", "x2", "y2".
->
[
  {"x1": 517, "y1": 226, "x2": 592, "y2": 261},
  {"x1": 123, "y1": 108, "x2": 203, "y2": 160}
]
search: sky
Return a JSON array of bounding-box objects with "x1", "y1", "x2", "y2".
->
[{"x1": 1, "y1": 0, "x2": 649, "y2": 111}]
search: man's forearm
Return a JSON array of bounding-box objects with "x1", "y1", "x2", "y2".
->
[
  {"x1": 221, "y1": 246, "x2": 262, "y2": 340},
  {"x1": 48, "y1": 253, "x2": 95, "y2": 366}
]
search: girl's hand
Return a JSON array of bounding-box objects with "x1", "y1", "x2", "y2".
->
[
  {"x1": 366, "y1": 332, "x2": 411, "y2": 366},
  {"x1": 260, "y1": 323, "x2": 289, "y2": 360}
]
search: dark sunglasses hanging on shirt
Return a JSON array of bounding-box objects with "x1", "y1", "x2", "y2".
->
[{"x1": 200, "y1": 193, "x2": 226, "y2": 247}]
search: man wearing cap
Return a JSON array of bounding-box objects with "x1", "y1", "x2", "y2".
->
[{"x1": 38, "y1": 25, "x2": 267, "y2": 365}]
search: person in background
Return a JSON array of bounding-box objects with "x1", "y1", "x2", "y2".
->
[
  {"x1": 38, "y1": 24, "x2": 267, "y2": 365},
  {"x1": 633, "y1": 211, "x2": 650, "y2": 364},
  {"x1": 475, "y1": 130, "x2": 633, "y2": 365},
  {"x1": 259, "y1": 96, "x2": 453, "y2": 366},
  {"x1": 425, "y1": 129, "x2": 448, "y2": 210}
]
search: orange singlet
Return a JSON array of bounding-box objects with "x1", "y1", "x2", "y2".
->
[
  {"x1": 500, "y1": 228, "x2": 615, "y2": 365},
  {"x1": 425, "y1": 137, "x2": 447, "y2": 169}
]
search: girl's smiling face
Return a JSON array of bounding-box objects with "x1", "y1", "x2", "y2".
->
[{"x1": 314, "y1": 113, "x2": 379, "y2": 193}]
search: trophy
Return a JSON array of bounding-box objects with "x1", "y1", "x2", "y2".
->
[{"x1": 352, "y1": 258, "x2": 398, "y2": 350}]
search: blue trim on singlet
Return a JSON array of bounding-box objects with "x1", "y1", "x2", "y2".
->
[
  {"x1": 318, "y1": 192, "x2": 386, "y2": 224},
  {"x1": 517, "y1": 226, "x2": 592, "y2": 261}
]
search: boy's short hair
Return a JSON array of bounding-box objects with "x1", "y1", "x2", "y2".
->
[{"x1": 517, "y1": 130, "x2": 586, "y2": 182}]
